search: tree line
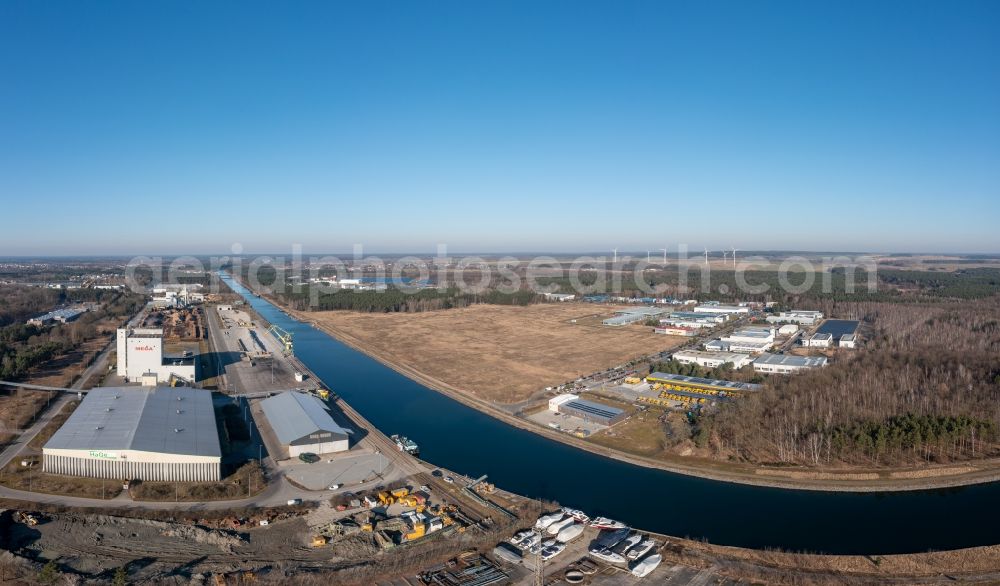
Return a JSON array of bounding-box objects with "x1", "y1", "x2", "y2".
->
[{"x1": 696, "y1": 297, "x2": 1000, "y2": 467}]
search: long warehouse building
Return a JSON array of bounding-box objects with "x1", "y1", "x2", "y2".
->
[
  {"x1": 260, "y1": 391, "x2": 351, "y2": 457},
  {"x1": 43, "y1": 386, "x2": 221, "y2": 481}
]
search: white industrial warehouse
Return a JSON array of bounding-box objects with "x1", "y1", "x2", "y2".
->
[
  {"x1": 752, "y1": 352, "x2": 828, "y2": 374},
  {"x1": 672, "y1": 350, "x2": 753, "y2": 369},
  {"x1": 116, "y1": 327, "x2": 197, "y2": 385},
  {"x1": 42, "y1": 386, "x2": 221, "y2": 481},
  {"x1": 260, "y1": 391, "x2": 351, "y2": 457}
]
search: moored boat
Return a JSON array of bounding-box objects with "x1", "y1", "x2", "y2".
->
[
  {"x1": 630, "y1": 553, "x2": 662, "y2": 577},
  {"x1": 590, "y1": 516, "x2": 628, "y2": 530}
]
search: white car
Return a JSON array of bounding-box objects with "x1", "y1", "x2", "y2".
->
[
  {"x1": 444, "y1": 476, "x2": 454, "y2": 484},
  {"x1": 328, "y1": 484, "x2": 342, "y2": 490}
]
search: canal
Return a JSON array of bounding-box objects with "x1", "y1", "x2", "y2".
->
[{"x1": 221, "y1": 273, "x2": 1000, "y2": 554}]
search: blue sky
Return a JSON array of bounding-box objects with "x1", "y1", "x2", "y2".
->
[{"x1": 1, "y1": 0, "x2": 998, "y2": 255}]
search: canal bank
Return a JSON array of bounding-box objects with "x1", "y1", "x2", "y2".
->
[
  {"x1": 219, "y1": 273, "x2": 1000, "y2": 555},
  {"x1": 293, "y1": 310, "x2": 1000, "y2": 494}
]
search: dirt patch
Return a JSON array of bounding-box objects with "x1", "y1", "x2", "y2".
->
[
  {"x1": 754, "y1": 469, "x2": 881, "y2": 481},
  {"x1": 308, "y1": 304, "x2": 685, "y2": 403},
  {"x1": 889, "y1": 466, "x2": 978, "y2": 479}
]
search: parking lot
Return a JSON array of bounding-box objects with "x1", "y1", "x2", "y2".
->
[
  {"x1": 279, "y1": 449, "x2": 400, "y2": 490},
  {"x1": 526, "y1": 409, "x2": 610, "y2": 438}
]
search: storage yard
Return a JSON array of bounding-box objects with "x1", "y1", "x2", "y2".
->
[{"x1": 304, "y1": 304, "x2": 688, "y2": 404}]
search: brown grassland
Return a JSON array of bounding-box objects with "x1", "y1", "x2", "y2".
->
[{"x1": 308, "y1": 303, "x2": 684, "y2": 403}]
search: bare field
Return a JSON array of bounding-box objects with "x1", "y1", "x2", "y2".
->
[{"x1": 309, "y1": 304, "x2": 685, "y2": 403}]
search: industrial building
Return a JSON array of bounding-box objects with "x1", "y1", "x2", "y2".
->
[
  {"x1": 665, "y1": 311, "x2": 729, "y2": 324},
  {"x1": 705, "y1": 326, "x2": 775, "y2": 354},
  {"x1": 42, "y1": 386, "x2": 221, "y2": 481},
  {"x1": 260, "y1": 391, "x2": 350, "y2": 457},
  {"x1": 27, "y1": 307, "x2": 88, "y2": 327},
  {"x1": 548, "y1": 394, "x2": 627, "y2": 426},
  {"x1": 116, "y1": 327, "x2": 198, "y2": 385},
  {"x1": 766, "y1": 310, "x2": 824, "y2": 326},
  {"x1": 602, "y1": 307, "x2": 667, "y2": 326},
  {"x1": 654, "y1": 325, "x2": 699, "y2": 336},
  {"x1": 752, "y1": 352, "x2": 828, "y2": 374},
  {"x1": 777, "y1": 324, "x2": 799, "y2": 335},
  {"x1": 543, "y1": 292, "x2": 576, "y2": 301},
  {"x1": 644, "y1": 372, "x2": 760, "y2": 403},
  {"x1": 839, "y1": 334, "x2": 857, "y2": 348},
  {"x1": 672, "y1": 350, "x2": 753, "y2": 369},
  {"x1": 692, "y1": 303, "x2": 750, "y2": 315},
  {"x1": 803, "y1": 332, "x2": 834, "y2": 348}
]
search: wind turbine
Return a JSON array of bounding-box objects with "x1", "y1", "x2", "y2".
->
[
  {"x1": 612, "y1": 248, "x2": 618, "y2": 264},
  {"x1": 722, "y1": 250, "x2": 728, "y2": 264},
  {"x1": 646, "y1": 250, "x2": 651, "y2": 263},
  {"x1": 732, "y1": 247, "x2": 738, "y2": 268},
  {"x1": 660, "y1": 248, "x2": 668, "y2": 264},
  {"x1": 704, "y1": 248, "x2": 709, "y2": 265}
]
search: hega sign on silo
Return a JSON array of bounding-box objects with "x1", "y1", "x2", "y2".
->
[{"x1": 88, "y1": 450, "x2": 121, "y2": 459}]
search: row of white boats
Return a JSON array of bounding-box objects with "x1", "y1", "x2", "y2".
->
[{"x1": 513, "y1": 507, "x2": 663, "y2": 578}]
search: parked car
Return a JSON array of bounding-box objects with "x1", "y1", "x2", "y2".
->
[
  {"x1": 298, "y1": 453, "x2": 319, "y2": 464},
  {"x1": 328, "y1": 484, "x2": 342, "y2": 490}
]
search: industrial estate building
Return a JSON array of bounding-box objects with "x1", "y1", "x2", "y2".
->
[
  {"x1": 839, "y1": 334, "x2": 857, "y2": 348},
  {"x1": 803, "y1": 332, "x2": 834, "y2": 348},
  {"x1": 602, "y1": 306, "x2": 667, "y2": 326},
  {"x1": 752, "y1": 352, "x2": 828, "y2": 374},
  {"x1": 42, "y1": 386, "x2": 222, "y2": 481},
  {"x1": 766, "y1": 310, "x2": 824, "y2": 326},
  {"x1": 644, "y1": 372, "x2": 761, "y2": 403},
  {"x1": 260, "y1": 391, "x2": 351, "y2": 457},
  {"x1": 705, "y1": 326, "x2": 775, "y2": 354},
  {"x1": 654, "y1": 325, "x2": 698, "y2": 336},
  {"x1": 672, "y1": 350, "x2": 753, "y2": 369},
  {"x1": 548, "y1": 394, "x2": 627, "y2": 426},
  {"x1": 27, "y1": 307, "x2": 88, "y2": 327},
  {"x1": 116, "y1": 327, "x2": 198, "y2": 384},
  {"x1": 692, "y1": 303, "x2": 750, "y2": 315}
]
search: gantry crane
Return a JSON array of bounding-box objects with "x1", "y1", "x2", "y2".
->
[{"x1": 267, "y1": 324, "x2": 294, "y2": 355}]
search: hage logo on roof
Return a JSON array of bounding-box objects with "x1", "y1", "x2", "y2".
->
[{"x1": 89, "y1": 450, "x2": 121, "y2": 459}]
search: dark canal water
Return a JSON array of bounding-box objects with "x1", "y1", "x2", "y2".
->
[{"x1": 221, "y1": 274, "x2": 1000, "y2": 554}]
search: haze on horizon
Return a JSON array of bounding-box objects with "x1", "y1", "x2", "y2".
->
[{"x1": 1, "y1": 1, "x2": 998, "y2": 256}]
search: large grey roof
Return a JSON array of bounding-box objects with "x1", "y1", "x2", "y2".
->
[
  {"x1": 753, "y1": 353, "x2": 828, "y2": 367},
  {"x1": 260, "y1": 391, "x2": 349, "y2": 445},
  {"x1": 44, "y1": 386, "x2": 221, "y2": 458}
]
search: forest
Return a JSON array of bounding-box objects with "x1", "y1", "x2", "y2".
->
[
  {"x1": 0, "y1": 286, "x2": 145, "y2": 380},
  {"x1": 695, "y1": 297, "x2": 1000, "y2": 467}
]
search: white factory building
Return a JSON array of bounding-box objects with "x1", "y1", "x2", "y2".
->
[
  {"x1": 42, "y1": 386, "x2": 221, "y2": 481},
  {"x1": 117, "y1": 327, "x2": 198, "y2": 385},
  {"x1": 602, "y1": 307, "x2": 667, "y2": 326},
  {"x1": 766, "y1": 310, "x2": 824, "y2": 326},
  {"x1": 839, "y1": 334, "x2": 857, "y2": 348},
  {"x1": 803, "y1": 332, "x2": 834, "y2": 348},
  {"x1": 705, "y1": 326, "x2": 775, "y2": 354},
  {"x1": 260, "y1": 391, "x2": 351, "y2": 458},
  {"x1": 692, "y1": 303, "x2": 750, "y2": 315},
  {"x1": 672, "y1": 350, "x2": 753, "y2": 369},
  {"x1": 752, "y1": 353, "x2": 828, "y2": 374}
]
